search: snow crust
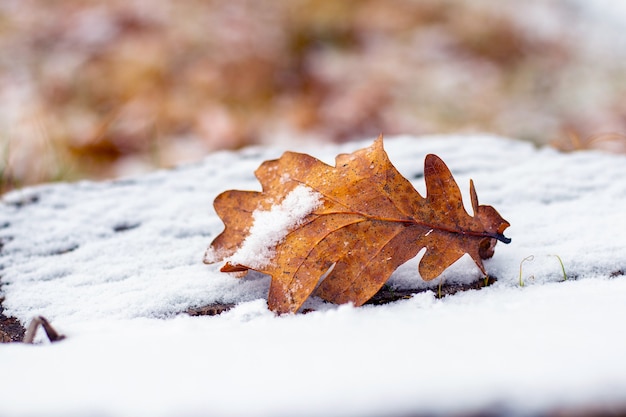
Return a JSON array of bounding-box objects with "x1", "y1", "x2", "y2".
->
[
  {"x1": 206, "y1": 184, "x2": 322, "y2": 269},
  {"x1": 1, "y1": 134, "x2": 626, "y2": 417}
]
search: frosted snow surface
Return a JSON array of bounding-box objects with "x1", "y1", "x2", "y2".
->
[{"x1": 1, "y1": 135, "x2": 626, "y2": 417}]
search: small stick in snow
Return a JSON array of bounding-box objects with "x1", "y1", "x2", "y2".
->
[{"x1": 23, "y1": 316, "x2": 65, "y2": 344}]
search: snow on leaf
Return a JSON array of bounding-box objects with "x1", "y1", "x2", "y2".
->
[
  {"x1": 204, "y1": 135, "x2": 511, "y2": 314},
  {"x1": 222, "y1": 185, "x2": 322, "y2": 270}
]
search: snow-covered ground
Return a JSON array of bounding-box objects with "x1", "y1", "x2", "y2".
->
[{"x1": 1, "y1": 135, "x2": 625, "y2": 417}]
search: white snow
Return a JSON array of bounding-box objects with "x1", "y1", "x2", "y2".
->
[
  {"x1": 218, "y1": 184, "x2": 322, "y2": 269},
  {"x1": 1, "y1": 134, "x2": 626, "y2": 417}
]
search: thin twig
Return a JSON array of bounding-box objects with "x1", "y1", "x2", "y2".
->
[{"x1": 23, "y1": 316, "x2": 65, "y2": 344}]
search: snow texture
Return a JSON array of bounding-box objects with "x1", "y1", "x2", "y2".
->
[
  {"x1": 206, "y1": 184, "x2": 322, "y2": 269},
  {"x1": 1, "y1": 134, "x2": 626, "y2": 417}
]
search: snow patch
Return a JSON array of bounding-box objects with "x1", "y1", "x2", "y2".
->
[{"x1": 225, "y1": 184, "x2": 322, "y2": 269}]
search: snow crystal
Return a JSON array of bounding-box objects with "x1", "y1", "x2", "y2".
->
[{"x1": 225, "y1": 184, "x2": 322, "y2": 269}]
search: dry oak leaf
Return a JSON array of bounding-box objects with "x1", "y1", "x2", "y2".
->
[{"x1": 204, "y1": 135, "x2": 511, "y2": 314}]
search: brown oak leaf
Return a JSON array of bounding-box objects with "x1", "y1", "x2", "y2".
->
[{"x1": 204, "y1": 135, "x2": 510, "y2": 314}]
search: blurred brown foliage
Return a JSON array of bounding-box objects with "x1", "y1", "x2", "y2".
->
[{"x1": 1, "y1": 0, "x2": 625, "y2": 190}]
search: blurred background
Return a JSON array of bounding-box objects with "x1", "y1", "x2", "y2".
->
[{"x1": 1, "y1": 0, "x2": 625, "y2": 191}]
